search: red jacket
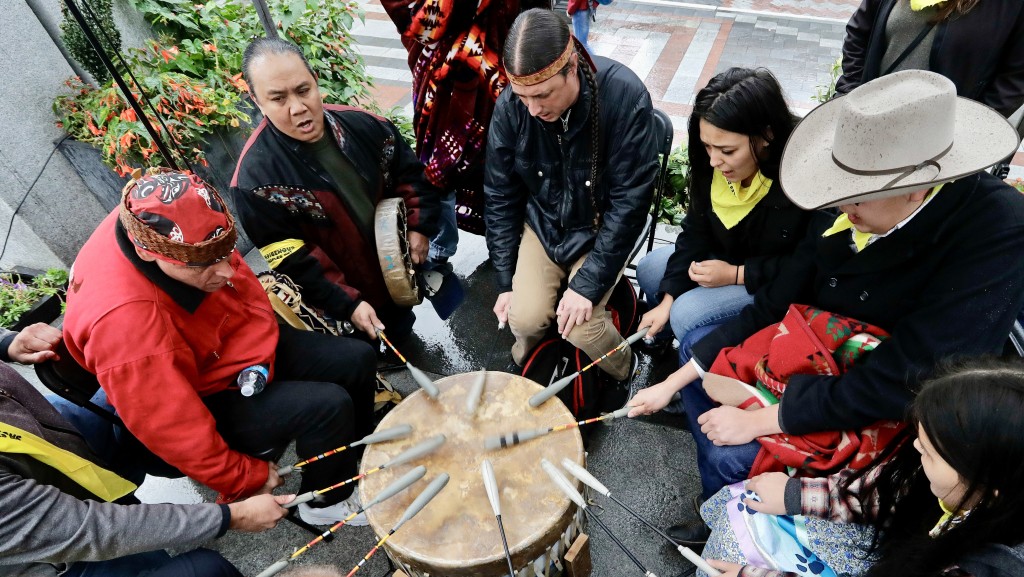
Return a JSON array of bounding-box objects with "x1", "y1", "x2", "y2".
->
[
  {"x1": 567, "y1": 0, "x2": 597, "y2": 14},
  {"x1": 64, "y1": 212, "x2": 278, "y2": 501}
]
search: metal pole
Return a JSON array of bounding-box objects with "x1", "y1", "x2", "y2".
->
[
  {"x1": 24, "y1": 0, "x2": 96, "y2": 87},
  {"x1": 250, "y1": 0, "x2": 279, "y2": 38}
]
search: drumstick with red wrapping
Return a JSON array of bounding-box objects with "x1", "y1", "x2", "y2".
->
[
  {"x1": 481, "y1": 459, "x2": 516, "y2": 577},
  {"x1": 285, "y1": 435, "x2": 446, "y2": 508},
  {"x1": 278, "y1": 424, "x2": 414, "y2": 476},
  {"x1": 377, "y1": 329, "x2": 440, "y2": 399},
  {"x1": 560, "y1": 459, "x2": 722, "y2": 575},
  {"x1": 255, "y1": 465, "x2": 428, "y2": 577},
  {"x1": 345, "y1": 472, "x2": 451, "y2": 577},
  {"x1": 528, "y1": 327, "x2": 649, "y2": 407},
  {"x1": 541, "y1": 459, "x2": 658, "y2": 577},
  {"x1": 484, "y1": 407, "x2": 630, "y2": 450}
]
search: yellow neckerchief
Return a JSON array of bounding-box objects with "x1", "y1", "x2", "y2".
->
[
  {"x1": 0, "y1": 422, "x2": 136, "y2": 502},
  {"x1": 910, "y1": 0, "x2": 944, "y2": 10},
  {"x1": 822, "y1": 184, "x2": 944, "y2": 252},
  {"x1": 929, "y1": 498, "x2": 968, "y2": 537},
  {"x1": 710, "y1": 169, "x2": 773, "y2": 229}
]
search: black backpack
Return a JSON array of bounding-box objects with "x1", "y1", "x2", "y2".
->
[{"x1": 521, "y1": 276, "x2": 640, "y2": 420}]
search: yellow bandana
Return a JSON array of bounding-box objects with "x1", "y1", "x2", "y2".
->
[
  {"x1": 823, "y1": 184, "x2": 944, "y2": 252},
  {"x1": 0, "y1": 422, "x2": 136, "y2": 502},
  {"x1": 929, "y1": 498, "x2": 967, "y2": 537},
  {"x1": 710, "y1": 170, "x2": 773, "y2": 229},
  {"x1": 910, "y1": 0, "x2": 945, "y2": 10}
]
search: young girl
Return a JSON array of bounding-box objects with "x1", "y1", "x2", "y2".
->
[
  {"x1": 706, "y1": 358, "x2": 1024, "y2": 577},
  {"x1": 636, "y1": 68, "x2": 814, "y2": 366}
]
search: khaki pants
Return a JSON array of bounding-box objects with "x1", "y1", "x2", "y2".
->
[{"x1": 509, "y1": 226, "x2": 631, "y2": 380}]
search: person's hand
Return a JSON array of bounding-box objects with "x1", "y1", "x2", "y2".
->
[
  {"x1": 698, "y1": 406, "x2": 767, "y2": 446},
  {"x1": 689, "y1": 260, "x2": 739, "y2": 288},
  {"x1": 8, "y1": 323, "x2": 62, "y2": 364},
  {"x1": 639, "y1": 296, "x2": 672, "y2": 339},
  {"x1": 707, "y1": 560, "x2": 743, "y2": 577},
  {"x1": 227, "y1": 493, "x2": 294, "y2": 532},
  {"x1": 744, "y1": 472, "x2": 790, "y2": 515},
  {"x1": 627, "y1": 381, "x2": 677, "y2": 417},
  {"x1": 408, "y1": 231, "x2": 429, "y2": 265},
  {"x1": 255, "y1": 463, "x2": 283, "y2": 495},
  {"x1": 493, "y1": 292, "x2": 512, "y2": 325},
  {"x1": 556, "y1": 289, "x2": 593, "y2": 338},
  {"x1": 351, "y1": 301, "x2": 384, "y2": 339}
]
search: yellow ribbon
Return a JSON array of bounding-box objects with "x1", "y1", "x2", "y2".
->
[
  {"x1": 710, "y1": 170, "x2": 773, "y2": 229},
  {"x1": 0, "y1": 423, "x2": 136, "y2": 502},
  {"x1": 260, "y1": 238, "x2": 306, "y2": 269},
  {"x1": 910, "y1": 0, "x2": 945, "y2": 10}
]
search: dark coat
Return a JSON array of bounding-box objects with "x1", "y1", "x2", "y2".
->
[
  {"x1": 231, "y1": 104, "x2": 441, "y2": 321},
  {"x1": 659, "y1": 177, "x2": 817, "y2": 298},
  {"x1": 484, "y1": 56, "x2": 658, "y2": 302},
  {"x1": 692, "y1": 173, "x2": 1024, "y2": 435},
  {"x1": 835, "y1": 0, "x2": 1024, "y2": 117}
]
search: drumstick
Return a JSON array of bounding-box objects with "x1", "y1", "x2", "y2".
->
[
  {"x1": 559, "y1": 459, "x2": 722, "y2": 576},
  {"x1": 528, "y1": 327, "x2": 649, "y2": 407},
  {"x1": 541, "y1": 460, "x2": 658, "y2": 577},
  {"x1": 345, "y1": 473, "x2": 451, "y2": 577},
  {"x1": 255, "y1": 466, "x2": 427, "y2": 577},
  {"x1": 278, "y1": 424, "x2": 414, "y2": 476},
  {"x1": 465, "y1": 370, "x2": 487, "y2": 416},
  {"x1": 285, "y1": 435, "x2": 446, "y2": 508},
  {"x1": 481, "y1": 460, "x2": 516, "y2": 577},
  {"x1": 484, "y1": 407, "x2": 630, "y2": 450},
  {"x1": 377, "y1": 329, "x2": 440, "y2": 399}
]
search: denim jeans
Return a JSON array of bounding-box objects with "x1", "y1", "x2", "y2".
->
[
  {"x1": 571, "y1": 9, "x2": 592, "y2": 53},
  {"x1": 427, "y1": 190, "x2": 459, "y2": 265},
  {"x1": 64, "y1": 548, "x2": 240, "y2": 577},
  {"x1": 636, "y1": 245, "x2": 754, "y2": 365}
]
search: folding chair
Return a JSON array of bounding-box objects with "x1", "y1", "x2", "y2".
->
[{"x1": 624, "y1": 107, "x2": 675, "y2": 279}]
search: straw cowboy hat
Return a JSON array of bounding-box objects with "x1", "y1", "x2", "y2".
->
[{"x1": 780, "y1": 70, "x2": 1020, "y2": 210}]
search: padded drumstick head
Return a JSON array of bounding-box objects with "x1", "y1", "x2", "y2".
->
[
  {"x1": 366, "y1": 465, "x2": 427, "y2": 508},
  {"x1": 625, "y1": 326, "x2": 651, "y2": 346},
  {"x1": 254, "y1": 558, "x2": 290, "y2": 577},
  {"x1": 407, "y1": 363, "x2": 440, "y2": 399},
  {"x1": 561, "y1": 458, "x2": 611, "y2": 497},
  {"x1": 385, "y1": 434, "x2": 447, "y2": 467},
  {"x1": 353, "y1": 424, "x2": 414, "y2": 447},
  {"x1": 541, "y1": 458, "x2": 587, "y2": 509},
  {"x1": 481, "y1": 459, "x2": 502, "y2": 516},
  {"x1": 609, "y1": 406, "x2": 631, "y2": 420},
  {"x1": 465, "y1": 370, "x2": 487, "y2": 416},
  {"x1": 484, "y1": 427, "x2": 548, "y2": 450},
  {"x1": 276, "y1": 464, "x2": 295, "y2": 477},
  {"x1": 396, "y1": 473, "x2": 450, "y2": 528},
  {"x1": 283, "y1": 491, "x2": 317, "y2": 508},
  {"x1": 528, "y1": 374, "x2": 574, "y2": 407}
]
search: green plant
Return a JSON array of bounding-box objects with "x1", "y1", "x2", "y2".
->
[
  {"x1": 0, "y1": 269, "x2": 69, "y2": 327},
  {"x1": 60, "y1": 0, "x2": 122, "y2": 84},
  {"x1": 656, "y1": 144, "x2": 690, "y2": 225},
  {"x1": 812, "y1": 57, "x2": 842, "y2": 104},
  {"x1": 1009, "y1": 178, "x2": 1024, "y2": 193},
  {"x1": 387, "y1": 107, "x2": 416, "y2": 150}
]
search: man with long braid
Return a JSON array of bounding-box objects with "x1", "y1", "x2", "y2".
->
[{"x1": 485, "y1": 9, "x2": 658, "y2": 380}]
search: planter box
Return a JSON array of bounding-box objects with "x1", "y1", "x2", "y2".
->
[{"x1": 2, "y1": 268, "x2": 65, "y2": 331}]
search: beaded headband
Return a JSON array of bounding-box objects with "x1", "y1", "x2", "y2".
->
[{"x1": 506, "y1": 37, "x2": 575, "y2": 86}]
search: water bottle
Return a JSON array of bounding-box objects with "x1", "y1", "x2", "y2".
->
[{"x1": 237, "y1": 365, "x2": 269, "y2": 397}]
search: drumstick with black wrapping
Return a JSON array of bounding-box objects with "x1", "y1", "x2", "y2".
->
[
  {"x1": 528, "y1": 327, "x2": 649, "y2": 407},
  {"x1": 285, "y1": 435, "x2": 446, "y2": 508},
  {"x1": 481, "y1": 460, "x2": 516, "y2": 577},
  {"x1": 560, "y1": 459, "x2": 722, "y2": 575},
  {"x1": 541, "y1": 459, "x2": 658, "y2": 577},
  {"x1": 345, "y1": 472, "x2": 451, "y2": 577},
  {"x1": 255, "y1": 466, "x2": 428, "y2": 577},
  {"x1": 377, "y1": 329, "x2": 440, "y2": 399},
  {"x1": 484, "y1": 407, "x2": 630, "y2": 450},
  {"x1": 278, "y1": 424, "x2": 413, "y2": 476}
]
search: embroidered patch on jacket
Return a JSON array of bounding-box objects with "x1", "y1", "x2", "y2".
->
[
  {"x1": 252, "y1": 185, "x2": 329, "y2": 221},
  {"x1": 380, "y1": 135, "x2": 395, "y2": 191},
  {"x1": 325, "y1": 113, "x2": 346, "y2": 148}
]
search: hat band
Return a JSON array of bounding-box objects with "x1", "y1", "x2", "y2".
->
[
  {"x1": 831, "y1": 140, "x2": 953, "y2": 191},
  {"x1": 506, "y1": 37, "x2": 574, "y2": 86}
]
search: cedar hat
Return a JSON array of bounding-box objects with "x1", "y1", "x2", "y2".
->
[
  {"x1": 118, "y1": 168, "x2": 237, "y2": 266},
  {"x1": 780, "y1": 70, "x2": 1019, "y2": 209}
]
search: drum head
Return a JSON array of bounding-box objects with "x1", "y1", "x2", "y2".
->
[{"x1": 359, "y1": 372, "x2": 585, "y2": 575}]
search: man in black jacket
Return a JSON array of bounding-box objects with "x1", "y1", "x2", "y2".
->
[{"x1": 484, "y1": 9, "x2": 657, "y2": 379}]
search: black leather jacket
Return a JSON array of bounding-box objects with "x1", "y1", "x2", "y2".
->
[{"x1": 484, "y1": 56, "x2": 658, "y2": 302}]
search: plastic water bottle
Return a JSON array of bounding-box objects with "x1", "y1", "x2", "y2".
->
[{"x1": 238, "y1": 365, "x2": 269, "y2": 397}]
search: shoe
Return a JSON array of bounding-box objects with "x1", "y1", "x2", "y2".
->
[
  {"x1": 298, "y1": 492, "x2": 369, "y2": 526},
  {"x1": 665, "y1": 520, "x2": 710, "y2": 550},
  {"x1": 637, "y1": 335, "x2": 672, "y2": 357}
]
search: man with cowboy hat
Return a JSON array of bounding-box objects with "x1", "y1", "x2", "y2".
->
[
  {"x1": 62, "y1": 169, "x2": 377, "y2": 526},
  {"x1": 629, "y1": 70, "x2": 1024, "y2": 541},
  {"x1": 485, "y1": 8, "x2": 658, "y2": 381}
]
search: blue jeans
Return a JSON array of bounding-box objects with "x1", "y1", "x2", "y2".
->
[
  {"x1": 65, "y1": 548, "x2": 240, "y2": 577},
  {"x1": 426, "y1": 190, "x2": 458, "y2": 265},
  {"x1": 636, "y1": 245, "x2": 755, "y2": 365},
  {"x1": 571, "y1": 9, "x2": 592, "y2": 53}
]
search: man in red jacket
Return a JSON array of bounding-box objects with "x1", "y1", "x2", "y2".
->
[{"x1": 63, "y1": 169, "x2": 377, "y2": 526}]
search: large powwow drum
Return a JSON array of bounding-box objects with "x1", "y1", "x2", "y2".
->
[
  {"x1": 359, "y1": 372, "x2": 586, "y2": 576},
  {"x1": 375, "y1": 197, "x2": 422, "y2": 306}
]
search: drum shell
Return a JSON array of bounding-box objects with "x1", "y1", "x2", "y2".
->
[{"x1": 375, "y1": 197, "x2": 422, "y2": 306}]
